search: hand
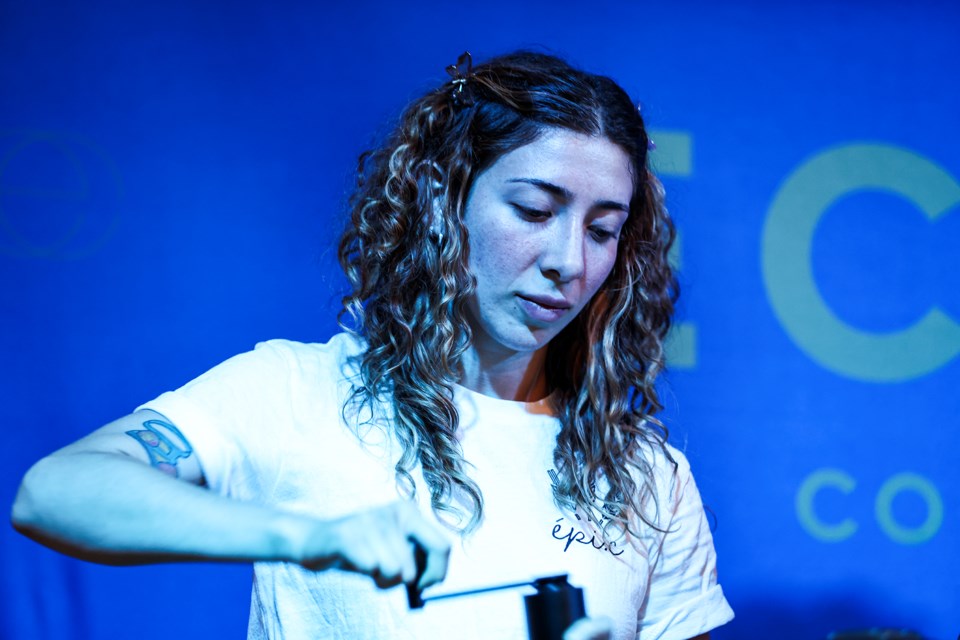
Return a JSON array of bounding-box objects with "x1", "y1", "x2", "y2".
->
[
  {"x1": 296, "y1": 501, "x2": 450, "y2": 590},
  {"x1": 563, "y1": 616, "x2": 613, "y2": 640}
]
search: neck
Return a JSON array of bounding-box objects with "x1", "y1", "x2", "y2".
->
[{"x1": 459, "y1": 345, "x2": 549, "y2": 402}]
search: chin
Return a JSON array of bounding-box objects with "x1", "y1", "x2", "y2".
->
[
  {"x1": 498, "y1": 325, "x2": 561, "y2": 353},
  {"x1": 468, "y1": 306, "x2": 569, "y2": 356}
]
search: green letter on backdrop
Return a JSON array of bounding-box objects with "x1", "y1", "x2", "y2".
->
[
  {"x1": 762, "y1": 143, "x2": 960, "y2": 382},
  {"x1": 796, "y1": 468, "x2": 858, "y2": 542}
]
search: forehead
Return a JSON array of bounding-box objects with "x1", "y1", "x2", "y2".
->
[{"x1": 480, "y1": 129, "x2": 635, "y2": 203}]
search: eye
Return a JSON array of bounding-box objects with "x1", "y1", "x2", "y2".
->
[
  {"x1": 588, "y1": 225, "x2": 618, "y2": 243},
  {"x1": 511, "y1": 203, "x2": 552, "y2": 220}
]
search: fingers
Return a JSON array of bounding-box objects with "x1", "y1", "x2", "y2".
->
[
  {"x1": 563, "y1": 616, "x2": 613, "y2": 640},
  {"x1": 366, "y1": 517, "x2": 414, "y2": 589},
  {"x1": 397, "y1": 503, "x2": 450, "y2": 590},
  {"x1": 306, "y1": 501, "x2": 449, "y2": 591}
]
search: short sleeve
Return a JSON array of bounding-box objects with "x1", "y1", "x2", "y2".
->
[
  {"x1": 636, "y1": 450, "x2": 734, "y2": 639},
  {"x1": 137, "y1": 340, "x2": 303, "y2": 501}
]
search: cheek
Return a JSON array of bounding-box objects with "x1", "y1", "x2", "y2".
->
[
  {"x1": 470, "y1": 225, "x2": 532, "y2": 275},
  {"x1": 585, "y1": 246, "x2": 620, "y2": 291}
]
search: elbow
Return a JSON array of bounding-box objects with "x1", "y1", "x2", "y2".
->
[
  {"x1": 11, "y1": 457, "x2": 52, "y2": 536},
  {"x1": 10, "y1": 496, "x2": 31, "y2": 535},
  {"x1": 10, "y1": 456, "x2": 100, "y2": 560}
]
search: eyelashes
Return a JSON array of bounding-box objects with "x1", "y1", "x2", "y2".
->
[
  {"x1": 589, "y1": 227, "x2": 618, "y2": 242},
  {"x1": 510, "y1": 203, "x2": 620, "y2": 243},
  {"x1": 512, "y1": 203, "x2": 551, "y2": 220}
]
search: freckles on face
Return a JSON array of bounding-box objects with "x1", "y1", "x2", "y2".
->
[{"x1": 462, "y1": 129, "x2": 634, "y2": 357}]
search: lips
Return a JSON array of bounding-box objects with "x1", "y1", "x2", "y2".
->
[
  {"x1": 516, "y1": 293, "x2": 573, "y2": 323},
  {"x1": 519, "y1": 294, "x2": 572, "y2": 310}
]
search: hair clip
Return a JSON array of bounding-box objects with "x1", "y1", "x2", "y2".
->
[{"x1": 446, "y1": 51, "x2": 473, "y2": 105}]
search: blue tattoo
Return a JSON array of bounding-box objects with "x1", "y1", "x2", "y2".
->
[{"x1": 125, "y1": 419, "x2": 193, "y2": 477}]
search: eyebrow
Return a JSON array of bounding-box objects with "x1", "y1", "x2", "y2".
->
[{"x1": 506, "y1": 178, "x2": 630, "y2": 213}]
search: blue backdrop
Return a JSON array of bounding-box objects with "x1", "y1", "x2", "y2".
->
[{"x1": 2, "y1": 1, "x2": 957, "y2": 638}]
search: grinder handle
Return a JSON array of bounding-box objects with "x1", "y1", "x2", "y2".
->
[{"x1": 405, "y1": 540, "x2": 427, "y2": 609}]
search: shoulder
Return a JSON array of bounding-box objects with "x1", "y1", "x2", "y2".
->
[
  {"x1": 244, "y1": 332, "x2": 366, "y2": 378},
  {"x1": 661, "y1": 442, "x2": 693, "y2": 483},
  {"x1": 640, "y1": 438, "x2": 693, "y2": 492},
  {"x1": 628, "y1": 438, "x2": 702, "y2": 530},
  {"x1": 252, "y1": 332, "x2": 365, "y2": 362},
  {"x1": 160, "y1": 333, "x2": 368, "y2": 415}
]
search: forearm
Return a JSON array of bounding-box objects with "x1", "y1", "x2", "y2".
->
[{"x1": 12, "y1": 451, "x2": 304, "y2": 565}]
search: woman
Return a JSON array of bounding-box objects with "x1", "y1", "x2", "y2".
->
[{"x1": 12, "y1": 51, "x2": 733, "y2": 639}]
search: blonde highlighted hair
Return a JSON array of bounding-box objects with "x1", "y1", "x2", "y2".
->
[{"x1": 338, "y1": 51, "x2": 677, "y2": 536}]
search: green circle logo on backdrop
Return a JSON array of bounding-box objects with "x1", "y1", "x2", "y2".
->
[
  {"x1": 0, "y1": 130, "x2": 123, "y2": 259},
  {"x1": 762, "y1": 143, "x2": 960, "y2": 382}
]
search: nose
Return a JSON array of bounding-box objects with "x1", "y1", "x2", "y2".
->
[{"x1": 539, "y1": 222, "x2": 585, "y2": 283}]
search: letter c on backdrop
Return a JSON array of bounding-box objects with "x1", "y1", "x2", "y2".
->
[
  {"x1": 795, "y1": 468, "x2": 858, "y2": 542},
  {"x1": 762, "y1": 143, "x2": 960, "y2": 382}
]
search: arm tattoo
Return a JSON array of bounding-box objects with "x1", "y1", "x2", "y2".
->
[{"x1": 125, "y1": 419, "x2": 194, "y2": 478}]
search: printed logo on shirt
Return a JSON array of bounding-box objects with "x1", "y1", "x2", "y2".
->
[{"x1": 547, "y1": 469, "x2": 626, "y2": 557}]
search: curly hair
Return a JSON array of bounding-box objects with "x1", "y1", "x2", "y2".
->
[{"x1": 337, "y1": 51, "x2": 678, "y2": 537}]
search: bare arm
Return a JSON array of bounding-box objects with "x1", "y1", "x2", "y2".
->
[{"x1": 11, "y1": 410, "x2": 448, "y2": 588}]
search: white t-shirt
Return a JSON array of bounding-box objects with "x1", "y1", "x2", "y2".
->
[{"x1": 142, "y1": 333, "x2": 733, "y2": 640}]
